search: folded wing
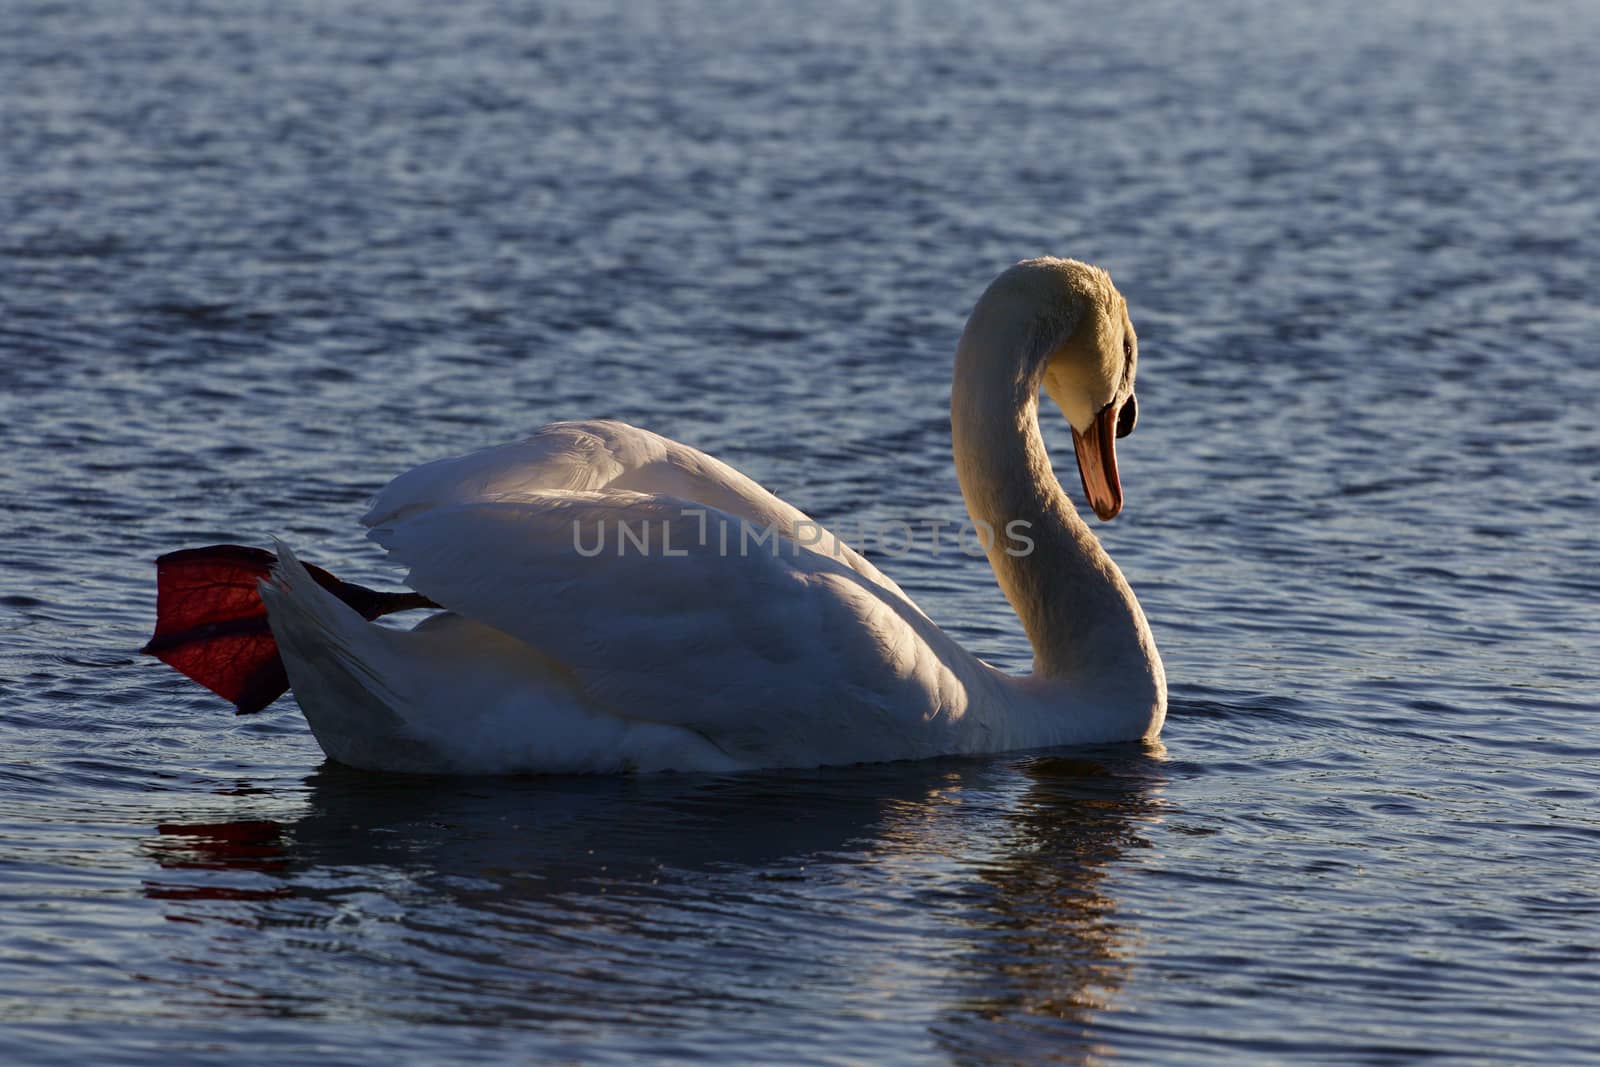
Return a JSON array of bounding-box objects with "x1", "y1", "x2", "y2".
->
[
  {"x1": 364, "y1": 419, "x2": 910, "y2": 604},
  {"x1": 369, "y1": 494, "x2": 971, "y2": 765}
]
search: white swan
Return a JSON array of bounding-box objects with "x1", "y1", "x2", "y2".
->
[{"x1": 146, "y1": 257, "x2": 1165, "y2": 773}]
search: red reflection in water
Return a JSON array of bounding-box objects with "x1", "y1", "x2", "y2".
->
[{"x1": 143, "y1": 819, "x2": 293, "y2": 903}]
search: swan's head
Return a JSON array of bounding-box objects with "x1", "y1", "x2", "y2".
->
[
  {"x1": 966, "y1": 257, "x2": 1140, "y2": 521},
  {"x1": 1036, "y1": 261, "x2": 1138, "y2": 521}
]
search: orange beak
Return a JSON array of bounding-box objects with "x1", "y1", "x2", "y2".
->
[{"x1": 1071, "y1": 400, "x2": 1123, "y2": 521}]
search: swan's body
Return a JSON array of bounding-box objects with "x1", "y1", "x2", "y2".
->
[{"x1": 243, "y1": 258, "x2": 1164, "y2": 773}]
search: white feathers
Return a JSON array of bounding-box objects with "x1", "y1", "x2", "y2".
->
[
  {"x1": 363, "y1": 420, "x2": 907, "y2": 603},
  {"x1": 260, "y1": 261, "x2": 1167, "y2": 774}
]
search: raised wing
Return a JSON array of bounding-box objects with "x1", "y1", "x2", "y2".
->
[
  {"x1": 368, "y1": 494, "x2": 974, "y2": 766},
  {"x1": 364, "y1": 420, "x2": 910, "y2": 604}
]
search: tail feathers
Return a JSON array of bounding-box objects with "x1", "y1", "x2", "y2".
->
[{"x1": 257, "y1": 541, "x2": 432, "y2": 765}]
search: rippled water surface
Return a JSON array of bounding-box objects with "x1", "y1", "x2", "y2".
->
[{"x1": 3, "y1": 0, "x2": 1598, "y2": 1063}]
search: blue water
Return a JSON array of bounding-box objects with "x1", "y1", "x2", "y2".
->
[{"x1": 3, "y1": 0, "x2": 1598, "y2": 1062}]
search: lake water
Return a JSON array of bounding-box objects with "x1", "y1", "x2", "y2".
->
[{"x1": 2, "y1": 0, "x2": 1598, "y2": 1062}]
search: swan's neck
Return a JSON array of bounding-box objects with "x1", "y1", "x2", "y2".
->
[{"x1": 951, "y1": 317, "x2": 1162, "y2": 707}]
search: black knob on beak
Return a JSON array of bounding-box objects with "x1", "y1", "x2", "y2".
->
[{"x1": 1115, "y1": 394, "x2": 1138, "y2": 439}]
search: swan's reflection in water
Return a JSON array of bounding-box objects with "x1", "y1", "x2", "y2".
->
[
  {"x1": 145, "y1": 747, "x2": 1164, "y2": 1058},
  {"x1": 931, "y1": 751, "x2": 1166, "y2": 1065}
]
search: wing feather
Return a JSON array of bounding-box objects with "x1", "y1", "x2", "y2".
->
[
  {"x1": 362, "y1": 420, "x2": 911, "y2": 604},
  {"x1": 369, "y1": 494, "x2": 969, "y2": 763}
]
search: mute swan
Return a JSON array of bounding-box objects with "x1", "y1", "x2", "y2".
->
[{"x1": 144, "y1": 257, "x2": 1165, "y2": 773}]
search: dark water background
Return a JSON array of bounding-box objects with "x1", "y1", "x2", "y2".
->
[{"x1": 3, "y1": 0, "x2": 1598, "y2": 1063}]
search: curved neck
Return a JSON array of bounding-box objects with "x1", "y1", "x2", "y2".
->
[{"x1": 950, "y1": 315, "x2": 1162, "y2": 706}]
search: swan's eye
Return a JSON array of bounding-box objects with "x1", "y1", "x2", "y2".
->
[
  {"x1": 1122, "y1": 337, "x2": 1134, "y2": 360},
  {"x1": 1115, "y1": 394, "x2": 1138, "y2": 438}
]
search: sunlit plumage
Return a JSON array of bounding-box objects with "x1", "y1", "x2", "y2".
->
[{"x1": 241, "y1": 258, "x2": 1164, "y2": 772}]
